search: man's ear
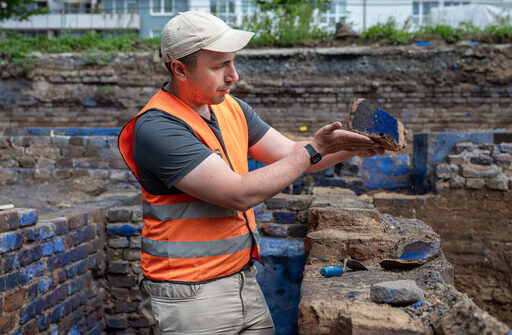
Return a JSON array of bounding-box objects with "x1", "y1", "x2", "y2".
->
[{"x1": 170, "y1": 60, "x2": 187, "y2": 80}]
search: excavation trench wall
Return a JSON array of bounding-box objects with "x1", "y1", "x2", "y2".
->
[{"x1": 1, "y1": 45, "x2": 512, "y2": 138}]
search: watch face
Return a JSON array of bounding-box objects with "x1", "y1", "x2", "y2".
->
[{"x1": 311, "y1": 154, "x2": 321, "y2": 164}]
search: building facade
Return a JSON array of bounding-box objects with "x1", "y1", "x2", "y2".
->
[{"x1": 1, "y1": 0, "x2": 511, "y2": 38}]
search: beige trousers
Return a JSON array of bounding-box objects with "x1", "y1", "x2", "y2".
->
[{"x1": 139, "y1": 265, "x2": 275, "y2": 335}]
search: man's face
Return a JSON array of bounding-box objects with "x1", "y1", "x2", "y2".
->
[{"x1": 183, "y1": 50, "x2": 239, "y2": 106}]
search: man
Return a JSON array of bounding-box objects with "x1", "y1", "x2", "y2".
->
[{"x1": 119, "y1": 11, "x2": 387, "y2": 335}]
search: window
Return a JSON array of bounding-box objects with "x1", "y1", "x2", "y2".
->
[
  {"x1": 241, "y1": 0, "x2": 256, "y2": 22},
  {"x1": 151, "y1": 0, "x2": 174, "y2": 15},
  {"x1": 412, "y1": 1, "x2": 439, "y2": 25},
  {"x1": 150, "y1": 29, "x2": 161, "y2": 38},
  {"x1": 211, "y1": 0, "x2": 236, "y2": 24},
  {"x1": 125, "y1": 0, "x2": 137, "y2": 13},
  {"x1": 321, "y1": 0, "x2": 347, "y2": 25},
  {"x1": 412, "y1": 0, "x2": 469, "y2": 25}
]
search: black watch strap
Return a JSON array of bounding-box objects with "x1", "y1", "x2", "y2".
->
[{"x1": 305, "y1": 144, "x2": 322, "y2": 164}]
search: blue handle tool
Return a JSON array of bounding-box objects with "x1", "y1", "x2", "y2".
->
[{"x1": 320, "y1": 266, "x2": 344, "y2": 277}]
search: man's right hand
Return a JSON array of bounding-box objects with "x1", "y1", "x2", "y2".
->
[{"x1": 310, "y1": 122, "x2": 381, "y2": 156}]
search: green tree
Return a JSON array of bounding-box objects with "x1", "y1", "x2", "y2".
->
[
  {"x1": 240, "y1": 0, "x2": 333, "y2": 46},
  {"x1": 0, "y1": 0, "x2": 47, "y2": 21}
]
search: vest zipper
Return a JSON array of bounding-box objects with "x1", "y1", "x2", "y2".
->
[{"x1": 210, "y1": 108, "x2": 258, "y2": 259}]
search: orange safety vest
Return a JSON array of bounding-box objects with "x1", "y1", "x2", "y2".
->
[{"x1": 118, "y1": 90, "x2": 261, "y2": 283}]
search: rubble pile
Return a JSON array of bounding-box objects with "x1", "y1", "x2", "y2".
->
[{"x1": 299, "y1": 187, "x2": 510, "y2": 334}]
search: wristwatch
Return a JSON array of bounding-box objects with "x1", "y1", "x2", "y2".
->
[{"x1": 305, "y1": 144, "x2": 322, "y2": 164}]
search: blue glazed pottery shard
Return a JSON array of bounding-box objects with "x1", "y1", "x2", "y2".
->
[{"x1": 348, "y1": 98, "x2": 405, "y2": 151}]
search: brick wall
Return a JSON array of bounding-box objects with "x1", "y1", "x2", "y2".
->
[
  {"x1": 0, "y1": 133, "x2": 133, "y2": 187},
  {"x1": 0, "y1": 209, "x2": 104, "y2": 335},
  {"x1": 1, "y1": 45, "x2": 511, "y2": 136}
]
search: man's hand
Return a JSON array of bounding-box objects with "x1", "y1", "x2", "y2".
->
[{"x1": 310, "y1": 122, "x2": 381, "y2": 156}]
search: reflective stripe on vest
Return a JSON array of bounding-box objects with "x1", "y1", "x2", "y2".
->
[
  {"x1": 141, "y1": 233, "x2": 253, "y2": 258},
  {"x1": 143, "y1": 199, "x2": 239, "y2": 221},
  {"x1": 118, "y1": 90, "x2": 261, "y2": 283}
]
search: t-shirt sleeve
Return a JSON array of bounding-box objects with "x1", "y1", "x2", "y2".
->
[
  {"x1": 133, "y1": 110, "x2": 213, "y2": 190},
  {"x1": 232, "y1": 96, "x2": 270, "y2": 147}
]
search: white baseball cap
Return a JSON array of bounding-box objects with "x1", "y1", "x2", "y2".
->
[{"x1": 160, "y1": 11, "x2": 254, "y2": 62}]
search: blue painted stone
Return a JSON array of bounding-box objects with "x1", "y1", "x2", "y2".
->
[
  {"x1": 400, "y1": 240, "x2": 440, "y2": 262},
  {"x1": 27, "y1": 282, "x2": 39, "y2": 299},
  {"x1": 39, "y1": 224, "x2": 56, "y2": 240},
  {"x1": 66, "y1": 264, "x2": 79, "y2": 278},
  {"x1": 70, "y1": 245, "x2": 89, "y2": 262},
  {"x1": 10, "y1": 328, "x2": 22, "y2": 335},
  {"x1": 0, "y1": 271, "x2": 20, "y2": 291},
  {"x1": 51, "y1": 218, "x2": 68, "y2": 235},
  {"x1": 416, "y1": 41, "x2": 433, "y2": 46},
  {"x1": 83, "y1": 225, "x2": 96, "y2": 240},
  {"x1": 68, "y1": 275, "x2": 87, "y2": 295},
  {"x1": 255, "y1": 211, "x2": 272, "y2": 223},
  {"x1": 53, "y1": 238, "x2": 65, "y2": 253},
  {"x1": 25, "y1": 228, "x2": 40, "y2": 242},
  {"x1": 20, "y1": 246, "x2": 42, "y2": 266},
  {"x1": 0, "y1": 231, "x2": 24, "y2": 254},
  {"x1": 37, "y1": 312, "x2": 50, "y2": 330},
  {"x1": 253, "y1": 203, "x2": 264, "y2": 211},
  {"x1": 21, "y1": 263, "x2": 44, "y2": 285},
  {"x1": 42, "y1": 242, "x2": 53, "y2": 256},
  {"x1": 52, "y1": 252, "x2": 71, "y2": 268},
  {"x1": 255, "y1": 238, "x2": 305, "y2": 335},
  {"x1": 77, "y1": 259, "x2": 88, "y2": 274},
  {"x1": 274, "y1": 212, "x2": 297, "y2": 224},
  {"x1": 39, "y1": 278, "x2": 53, "y2": 294},
  {"x1": 107, "y1": 224, "x2": 139, "y2": 236},
  {"x1": 2, "y1": 254, "x2": 20, "y2": 272},
  {"x1": 362, "y1": 155, "x2": 411, "y2": 190},
  {"x1": 19, "y1": 209, "x2": 38, "y2": 227},
  {"x1": 50, "y1": 305, "x2": 63, "y2": 323},
  {"x1": 20, "y1": 297, "x2": 43, "y2": 324}
]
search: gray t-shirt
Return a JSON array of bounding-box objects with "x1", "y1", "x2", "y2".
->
[{"x1": 133, "y1": 93, "x2": 270, "y2": 195}]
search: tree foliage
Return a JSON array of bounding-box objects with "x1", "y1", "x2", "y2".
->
[
  {"x1": 239, "y1": 0, "x2": 333, "y2": 46},
  {"x1": 0, "y1": 0, "x2": 47, "y2": 21}
]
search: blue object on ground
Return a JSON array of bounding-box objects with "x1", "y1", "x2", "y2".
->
[
  {"x1": 320, "y1": 266, "x2": 344, "y2": 277},
  {"x1": 412, "y1": 300, "x2": 424, "y2": 307},
  {"x1": 400, "y1": 240, "x2": 440, "y2": 262},
  {"x1": 416, "y1": 42, "x2": 433, "y2": 46}
]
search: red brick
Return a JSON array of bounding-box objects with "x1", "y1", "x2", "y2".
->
[
  {"x1": 22, "y1": 319, "x2": 38, "y2": 335},
  {"x1": 0, "y1": 313, "x2": 16, "y2": 333},
  {"x1": 4, "y1": 288, "x2": 27, "y2": 312}
]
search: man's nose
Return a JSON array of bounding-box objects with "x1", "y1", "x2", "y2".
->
[{"x1": 225, "y1": 63, "x2": 239, "y2": 82}]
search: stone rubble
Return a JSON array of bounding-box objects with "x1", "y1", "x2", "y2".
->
[
  {"x1": 299, "y1": 187, "x2": 510, "y2": 335},
  {"x1": 436, "y1": 142, "x2": 512, "y2": 192}
]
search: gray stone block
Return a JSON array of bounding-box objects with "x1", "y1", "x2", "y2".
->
[
  {"x1": 370, "y1": 280, "x2": 424, "y2": 305},
  {"x1": 461, "y1": 164, "x2": 500, "y2": 178}
]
